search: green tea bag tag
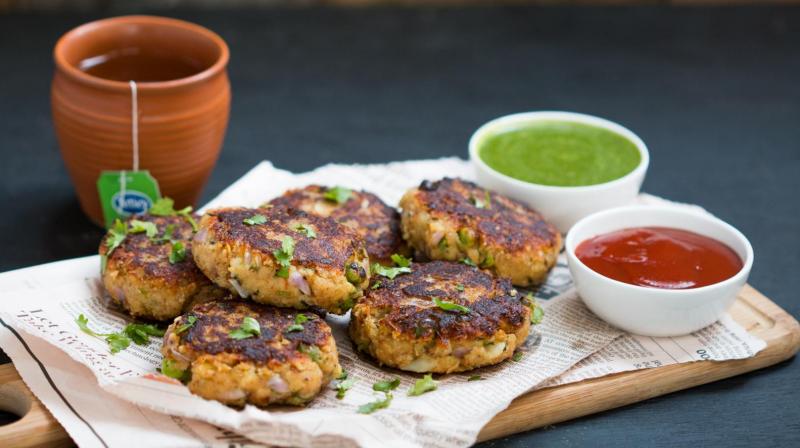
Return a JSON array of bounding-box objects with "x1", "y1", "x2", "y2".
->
[
  {"x1": 95, "y1": 81, "x2": 161, "y2": 228},
  {"x1": 97, "y1": 170, "x2": 161, "y2": 228}
]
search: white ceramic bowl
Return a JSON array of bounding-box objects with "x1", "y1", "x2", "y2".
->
[
  {"x1": 469, "y1": 111, "x2": 649, "y2": 232},
  {"x1": 565, "y1": 206, "x2": 753, "y2": 337}
]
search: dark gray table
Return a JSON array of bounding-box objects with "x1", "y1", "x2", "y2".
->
[{"x1": 1, "y1": 5, "x2": 798, "y2": 447}]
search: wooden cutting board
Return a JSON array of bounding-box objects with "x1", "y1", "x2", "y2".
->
[{"x1": 1, "y1": 284, "x2": 798, "y2": 447}]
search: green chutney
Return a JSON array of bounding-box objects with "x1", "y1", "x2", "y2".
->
[{"x1": 478, "y1": 121, "x2": 641, "y2": 187}]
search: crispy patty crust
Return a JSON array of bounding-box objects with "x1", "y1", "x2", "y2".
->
[
  {"x1": 349, "y1": 261, "x2": 532, "y2": 373},
  {"x1": 399, "y1": 178, "x2": 562, "y2": 286},
  {"x1": 266, "y1": 185, "x2": 408, "y2": 264},
  {"x1": 162, "y1": 300, "x2": 341, "y2": 407},
  {"x1": 100, "y1": 214, "x2": 226, "y2": 321},
  {"x1": 192, "y1": 206, "x2": 370, "y2": 314}
]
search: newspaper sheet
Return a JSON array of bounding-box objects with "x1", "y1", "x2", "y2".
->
[{"x1": 0, "y1": 158, "x2": 766, "y2": 448}]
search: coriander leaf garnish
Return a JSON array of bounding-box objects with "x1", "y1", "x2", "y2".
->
[
  {"x1": 337, "y1": 370, "x2": 349, "y2": 380},
  {"x1": 169, "y1": 241, "x2": 187, "y2": 264},
  {"x1": 176, "y1": 315, "x2": 197, "y2": 334},
  {"x1": 149, "y1": 197, "x2": 198, "y2": 232},
  {"x1": 323, "y1": 186, "x2": 353, "y2": 204},
  {"x1": 123, "y1": 323, "x2": 165, "y2": 345},
  {"x1": 455, "y1": 283, "x2": 465, "y2": 292},
  {"x1": 371, "y1": 281, "x2": 383, "y2": 290},
  {"x1": 76, "y1": 314, "x2": 101, "y2": 338},
  {"x1": 512, "y1": 351, "x2": 524, "y2": 362},
  {"x1": 524, "y1": 293, "x2": 545, "y2": 325},
  {"x1": 154, "y1": 224, "x2": 176, "y2": 244},
  {"x1": 357, "y1": 393, "x2": 393, "y2": 414},
  {"x1": 299, "y1": 344, "x2": 322, "y2": 362},
  {"x1": 461, "y1": 257, "x2": 477, "y2": 267},
  {"x1": 102, "y1": 219, "x2": 128, "y2": 273},
  {"x1": 390, "y1": 253, "x2": 412, "y2": 267},
  {"x1": 336, "y1": 377, "x2": 356, "y2": 399},
  {"x1": 243, "y1": 214, "x2": 267, "y2": 226},
  {"x1": 371, "y1": 263, "x2": 412, "y2": 280},
  {"x1": 129, "y1": 219, "x2": 158, "y2": 238},
  {"x1": 161, "y1": 359, "x2": 188, "y2": 381},
  {"x1": 468, "y1": 375, "x2": 483, "y2": 381},
  {"x1": 407, "y1": 373, "x2": 437, "y2": 396},
  {"x1": 292, "y1": 224, "x2": 316, "y2": 239},
  {"x1": 76, "y1": 315, "x2": 161, "y2": 354},
  {"x1": 433, "y1": 297, "x2": 471, "y2": 314},
  {"x1": 273, "y1": 236, "x2": 295, "y2": 278},
  {"x1": 229, "y1": 316, "x2": 261, "y2": 340},
  {"x1": 285, "y1": 313, "x2": 308, "y2": 333},
  {"x1": 105, "y1": 333, "x2": 131, "y2": 353},
  {"x1": 373, "y1": 378, "x2": 400, "y2": 392},
  {"x1": 75, "y1": 314, "x2": 141, "y2": 354}
]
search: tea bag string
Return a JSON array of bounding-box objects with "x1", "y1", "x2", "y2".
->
[{"x1": 118, "y1": 80, "x2": 140, "y2": 204}]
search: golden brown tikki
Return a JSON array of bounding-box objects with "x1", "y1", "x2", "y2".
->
[
  {"x1": 192, "y1": 206, "x2": 370, "y2": 314},
  {"x1": 266, "y1": 185, "x2": 408, "y2": 264},
  {"x1": 399, "y1": 178, "x2": 562, "y2": 286},
  {"x1": 100, "y1": 213, "x2": 226, "y2": 321},
  {"x1": 350, "y1": 261, "x2": 538, "y2": 373},
  {"x1": 161, "y1": 300, "x2": 341, "y2": 407}
]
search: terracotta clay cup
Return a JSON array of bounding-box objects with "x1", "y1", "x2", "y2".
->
[{"x1": 52, "y1": 15, "x2": 230, "y2": 226}]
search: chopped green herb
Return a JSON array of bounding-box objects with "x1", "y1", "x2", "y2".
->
[
  {"x1": 149, "y1": 197, "x2": 198, "y2": 232},
  {"x1": 524, "y1": 293, "x2": 545, "y2": 325},
  {"x1": 243, "y1": 214, "x2": 267, "y2": 226},
  {"x1": 433, "y1": 297, "x2": 471, "y2": 314},
  {"x1": 105, "y1": 333, "x2": 131, "y2": 353},
  {"x1": 229, "y1": 316, "x2": 261, "y2": 340},
  {"x1": 371, "y1": 281, "x2": 383, "y2": 290},
  {"x1": 285, "y1": 314, "x2": 308, "y2": 333},
  {"x1": 480, "y1": 252, "x2": 495, "y2": 268},
  {"x1": 346, "y1": 263, "x2": 364, "y2": 284},
  {"x1": 407, "y1": 373, "x2": 438, "y2": 396},
  {"x1": 336, "y1": 377, "x2": 356, "y2": 399},
  {"x1": 161, "y1": 359, "x2": 188, "y2": 381},
  {"x1": 357, "y1": 393, "x2": 393, "y2": 414},
  {"x1": 102, "y1": 219, "x2": 128, "y2": 273},
  {"x1": 371, "y1": 263, "x2": 412, "y2": 280},
  {"x1": 323, "y1": 186, "x2": 353, "y2": 204},
  {"x1": 292, "y1": 224, "x2": 316, "y2": 238},
  {"x1": 512, "y1": 351, "x2": 524, "y2": 362},
  {"x1": 176, "y1": 315, "x2": 197, "y2": 334},
  {"x1": 438, "y1": 236, "x2": 449, "y2": 251},
  {"x1": 457, "y1": 228, "x2": 474, "y2": 247},
  {"x1": 129, "y1": 219, "x2": 158, "y2": 238},
  {"x1": 154, "y1": 224, "x2": 176, "y2": 244},
  {"x1": 455, "y1": 283, "x2": 465, "y2": 292},
  {"x1": 337, "y1": 370, "x2": 348, "y2": 380},
  {"x1": 468, "y1": 375, "x2": 483, "y2": 381},
  {"x1": 75, "y1": 314, "x2": 147, "y2": 354},
  {"x1": 461, "y1": 257, "x2": 477, "y2": 267},
  {"x1": 390, "y1": 253, "x2": 412, "y2": 267},
  {"x1": 123, "y1": 323, "x2": 164, "y2": 345},
  {"x1": 373, "y1": 378, "x2": 400, "y2": 392},
  {"x1": 169, "y1": 241, "x2": 186, "y2": 264},
  {"x1": 299, "y1": 344, "x2": 322, "y2": 362},
  {"x1": 273, "y1": 236, "x2": 295, "y2": 278}
]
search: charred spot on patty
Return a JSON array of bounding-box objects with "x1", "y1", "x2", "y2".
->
[
  {"x1": 267, "y1": 185, "x2": 406, "y2": 262},
  {"x1": 206, "y1": 206, "x2": 365, "y2": 269},
  {"x1": 408, "y1": 178, "x2": 559, "y2": 250},
  {"x1": 361, "y1": 261, "x2": 528, "y2": 340},
  {"x1": 178, "y1": 301, "x2": 330, "y2": 363}
]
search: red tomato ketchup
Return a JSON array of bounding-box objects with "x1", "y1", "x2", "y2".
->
[{"x1": 575, "y1": 227, "x2": 743, "y2": 289}]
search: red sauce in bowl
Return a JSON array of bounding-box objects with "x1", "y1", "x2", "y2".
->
[{"x1": 575, "y1": 227, "x2": 743, "y2": 289}]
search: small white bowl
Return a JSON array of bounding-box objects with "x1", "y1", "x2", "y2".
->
[
  {"x1": 565, "y1": 206, "x2": 753, "y2": 337},
  {"x1": 469, "y1": 111, "x2": 649, "y2": 232}
]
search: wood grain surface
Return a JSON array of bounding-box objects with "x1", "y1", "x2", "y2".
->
[{"x1": 1, "y1": 284, "x2": 797, "y2": 447}]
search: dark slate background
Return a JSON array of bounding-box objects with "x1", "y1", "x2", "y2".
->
[{"x1": 0, "y1": 6, "x2": 798, "y2": 447}]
